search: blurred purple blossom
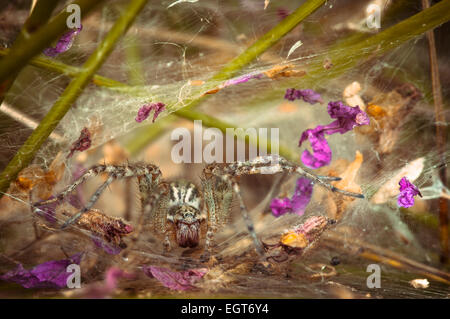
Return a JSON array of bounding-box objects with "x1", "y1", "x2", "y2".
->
[
  {"x1": 398, "y1": 177, "x2": 422, "y2": 208},
  {"x1": 271, "y1": 178, "x2": 313, "y2": 217},
  {"x1": 284, "y1": 88, "x2": 323, "y2": 104},
  {"x1": 135, "y1": 102, "x2": 166, "y2": 123},
  {"x1": 142, "y1": 266, "x2": 208, "y2": 291},
  {"x1": 81, "y1": 267, "x2": 134, "y2": 299},
  {"x1": 0, "y1": 253, "x2": 83, "y2": 289},
  {"x1": 43, "y1": 25, "x2": 82, "y2": 57}
]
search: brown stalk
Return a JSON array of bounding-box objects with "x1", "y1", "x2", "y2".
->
[
  {"x1": 422, "y1": 0, "x2": 448, "y2": 264},
  {"x1": 323, "y1": 231, "x2": 450, "y2": 285}
]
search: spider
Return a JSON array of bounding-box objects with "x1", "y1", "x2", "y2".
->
[{"x1": 32, "y1": 155, "x2": 363, "y2": 257}]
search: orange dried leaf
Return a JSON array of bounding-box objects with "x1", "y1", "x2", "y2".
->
[
  {"x1": 281, "y1": 232, "x2": 308, "y2": 248},
  {"x1": 189, "y1": 80, "x2": 205, "y2": 86}
]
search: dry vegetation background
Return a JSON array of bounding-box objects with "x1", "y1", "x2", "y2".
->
[{"x1": 0, "y1": 0, "x2": 449, "y2": 298}]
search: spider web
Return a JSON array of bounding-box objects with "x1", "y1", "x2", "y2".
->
[{"x1": 0, "y1": 0, "x2": 449, "y2": 298}]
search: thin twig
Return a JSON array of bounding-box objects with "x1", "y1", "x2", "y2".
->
[
  {"x1": 0, "y1": 102, "x2": 64, "y2": 142},
  {"x1": 422, "y1": 0, "x2": 448, "y2": 264}
]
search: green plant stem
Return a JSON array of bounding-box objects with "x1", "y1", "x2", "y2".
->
[
  {"x1": 209, "y1": 0, "x2": 326, "y2": 83},
  {"x1": 0, "y1": 49, "x2": 127, "y2": 88},
  {"x1": 174, "y1": 108, "x2": 298, "y2": 161},
  {"x1": 0, "y1": 0, "x2": 103, "y2": 83},
  {"x1": 0, "y1": 0, "x2": 149, "y2": 197},
  {"x1": 0, "y1": 0, "x2": 60, "y2": 106},
  {"x1": 252, "y1": 0, "x2": 450, "y2": 101}
]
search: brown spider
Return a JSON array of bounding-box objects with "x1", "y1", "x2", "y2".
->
[{"x1": 33, "y1": 155, "x2": 363, "y2": 257}]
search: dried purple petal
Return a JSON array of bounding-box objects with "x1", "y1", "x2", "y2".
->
[
  {"x1": 397, "y1": 177, "x2": 422, "y2": 208},
  {"x1": 142, "y1": 266, "x2": 208, "y2": 291},
  {"x1": 270, "y1": 197, "x2": 292, "y2": 217},
  {"x1": 297, "y1": 101, "x2": 369, "y2": 169},
  {"x1": 298, "y1": 89, "x2": 323, "y2": 104},
  {"x1": 298, "y1": 125, "x2": 332, "y2": 169},
  {"x1": 277, "y1": 8, "x2": 290, "y2": 20},
  {"x1": 291, "y1": 178, "x2": 314, "y2": 213},
  {"x1": 67, "y1": 127, "x2": 91, "y2": 158},
  {"x1": 222, "y1": 72, "x2": 263, "y2": 87},
  {"x1": 284, "y1": 88, "x2": 323, "y2": 104},
  {"x1": 271, "y1": 178, "x2": 313, "y2": 217},
  {"x1": 34, "y1": 198, "x2": 57, "y2": 223},
  {"x1": 0, "y1": 253, "x2": 83, "y2": 289},
  {"x1": 92, "y1": 236, "x2": 122, "y2": 255},
  {"x1": 43, "y1": 25, "x2": 82, "y2": 57},
  {"x1": 325, "y1": 101, "x2": 370, "y2": 134},
  {"x1": 284, "y1": 88, "x2": 298, "y2": 101},
  {"x1": 135, "y1": 102, "x2": 166, "y2": 123}
]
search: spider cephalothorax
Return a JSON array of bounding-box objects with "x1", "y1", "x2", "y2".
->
[{"x1": 166, "y1": 181, "x2": 204, "y2": 248}]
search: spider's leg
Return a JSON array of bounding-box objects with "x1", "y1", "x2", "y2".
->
[
  {"x1": 61, "y1": 175, "x2": 115, "y2": 229},
  {"x1": 201, "y1": 177, "x2": 218, "y2": 254},
  {"x1": 230, "y1": 180, "x2": 265, "y2": 256},
  {"x1": 45, "y1": 164, "x2": 161, "y2": 229},
  {"x1": 316, "y1": 175, "x2": 342, "y2": 181},
  {"x1": 33, "y1": 165, "x2": 109, "y2": 208},
  {"x1": 294, "y1": 166, "x2": 364, "y2": 198},
  {"x1": 212, "y1": 155, "x2": 363, "y2": 199},
  {"x1": 122, "y1": 180, "x2": 164, "y2": 259}
]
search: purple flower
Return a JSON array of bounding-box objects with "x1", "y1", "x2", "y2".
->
[
  {"x1": 397, "y1": 177, "x2": 422, "y2": 208},
  {"x1": 0, "y1": 253, "x2": 83, "y2": 289},
  {"x1": 297, "y1": 101, "x2": 370, "y2": 169},
  {"x1": 284, "y1": 88, "x2": 323, "y2": 104},
  {"x1": 271, "y1": 178, "x2": 313, "y2": 217},
  {"x1": 270, "y1": 198, "x2": 292, "y2": 217},
  {"x1": 135, "y1": 102, "x2": 166, "y2": 123},
  {"x1": 325, "y1": 101, "x2": 370, "y2": 134},
  {"x1": 299, "y1": 89, "x2": 324, "y2": 104},
  {"x1": 142, "y1": 266, "x2": 208, "y2": 291},
  {"x1": 298, "y1": 125, "x2": 332, "y2": 169},
  {"x1": 43, "y1": 25, "x2": 82, "y2": 57},
  {"x1": 284, "y1": 88, "x2": 298, "y2": 101}
]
